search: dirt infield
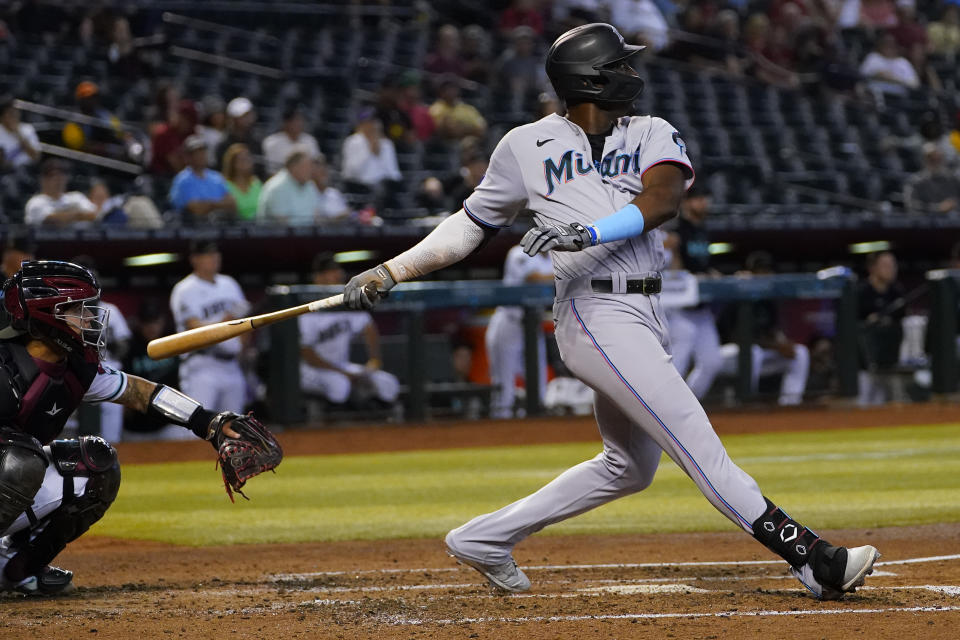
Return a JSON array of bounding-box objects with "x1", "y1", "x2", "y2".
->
[{"x1": 3, "y1": 404, "x2": 960, "y2": 639}]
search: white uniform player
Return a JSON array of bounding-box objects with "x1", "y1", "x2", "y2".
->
[
  {"x1": 298, "y1": 311, "x2": 399, "y2": 405},
  {"x1": 663, "y1": 186, "x2": 724, "y2": 399},
  {"x1": 170, "y1": 242, "x2": 249, "y2": 426},
  {"x1": 486, "y1": 245, "x2": 553, "y2": 418},
  {"x1": 97, "y1": 301, "x2": 131, "y2": 441},
  {"x1": 343, "y1": 23, "x2": 879, "y2": 600}
]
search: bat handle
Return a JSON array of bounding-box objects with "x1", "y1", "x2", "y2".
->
[{"x1": 307, "y1": 293, "x2": 345, "y2": 312}]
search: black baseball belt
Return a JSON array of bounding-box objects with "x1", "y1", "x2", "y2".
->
[{"x1": 590, "y1": 276, "x2": 662, "y2": 295}]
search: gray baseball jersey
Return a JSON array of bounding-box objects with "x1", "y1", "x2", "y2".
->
[
  {"x1": 463, "y1": 113, "x2": 694, "y2": 279},
  {"x1": 447, "y1": 113, "x2": 770, "y2": 569}
]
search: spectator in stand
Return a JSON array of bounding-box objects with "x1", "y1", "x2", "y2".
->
[
  {"x1": 0, "y1": 96, "x2": 40, "y2": 171},
  {"x1": 215, "y1": 97, "x2": 261, "y2": 167},
  {"x1": 148, "y1": 82, "x2": 181, "y2": 136},
  {"x1": 87, "y1": 178, "x2": 164, "y2": 228},
  {"x1": 169, "y1": 135, "x2": 236, "y2": 223},
  {"x1": 263, "y1": 105, "x2": 320, "y2": 175},
  {"x1": 24, "y1": 159, "x2": 97, "y2": 227},
  {"x1": 222, "y1": 143, "x2": 262, "y2": 222},
  {"x1": 396, "y1": 71, "x2": 436, "y2": 142},
  {"x1": 494, "y1": 26, "x2": 549, "y2": 116},
  {"x1": 859, "y1": 32, "x2": 920, "y2": 96},
  {"x1": 0, "y1": 234, "x2": 36, "y2": 281},
  {"x1": 461, "y1": 24, "x2": 494, "y2": 85},
  {"x1": 149, "y1": 99, "x2": 198, "y2": 176},
  {"x1": 429, "y1": 78, "x2": 487, "y2": 141},
  {"x1": 62, "y1": 81, "x2": 131, "y2": 160},
  {"x1": 860, "y1": 0, "x2": 899, "y2": 28},
  {"x1": 699, "y1": 9, "x2": 748, "y2": 76},
  {"x1": 891, "y1": 0, "x2": 926, "y2": 51},
  {"x1": 857, "y1": 251, "x2": 907, "y2": 405},
  {"x1": 374, "y1": 80, "x2": 416, "y2": 150},
  {"x1": 928, "y1": 4, "x2": 960, "y2": 56},
  {"x1": 425, "y1": 24, "x2": 466, "y2": 78},
  {"x1": 903, "y1": 142, "x2": 960, "y2": 213},
  {"x1": 313, "y1": 154, "x2": 351, "y2": 222},
  {"x1": 498, "y1": 0, "x2": 546, "y2": 36},
  {"x1": 198, "y1": 95, "x2": 227, "y2": 168},
  {"x1": 341, "y1": 109, "x2": 402, "y2": 206},
  {"x1": 608, "y1": 0, "x2": 671, "y2": 52},
  {"x1": 257, "y1": 150, "x2": 322, "y2": 225},
  {"x1": 106, "y1": 16, "x2": 153, "y2": 80}
]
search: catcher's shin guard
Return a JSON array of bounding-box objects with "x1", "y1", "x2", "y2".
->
[
  {"x1": 2, "y1": 437, "x2": 120, "y2": 583},
  {"x1": 751, "y1": 497, "x2": 825, "y2": 569}
]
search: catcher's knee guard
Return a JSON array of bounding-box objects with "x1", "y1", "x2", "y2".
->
[
  {"x1": 3, "y1": 437, "x2": 120, "y2": 582},
  {"x1": 0, "y1": 429, "x2": 48, "y2": 534}
]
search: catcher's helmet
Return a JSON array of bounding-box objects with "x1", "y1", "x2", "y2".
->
[
  {"x1": 546, "y1": 23, "x2": 646, "y2": 108},
  {"x1": 1, "y1": 260, "x2": 108, "y2": 362}
]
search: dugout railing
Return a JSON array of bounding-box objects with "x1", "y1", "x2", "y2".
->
[{"x1": 262, "y1": 269, "x2": 900, "y2": 425}]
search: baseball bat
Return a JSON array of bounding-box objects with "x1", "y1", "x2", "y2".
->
[{"x1": 147, "y1": 293, "x2": 344, "y2": 360}]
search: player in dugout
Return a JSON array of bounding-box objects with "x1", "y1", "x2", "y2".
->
[{"x1": 0, "y1": 260, "x2": 280, "y2": 596}]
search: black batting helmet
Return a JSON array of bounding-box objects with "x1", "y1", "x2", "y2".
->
[{"x1": 546, "y1": 23, "x2": 646, "y2": 108}]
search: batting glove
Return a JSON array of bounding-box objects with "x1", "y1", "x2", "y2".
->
[
  {"x1": 344, "y1": 264, "x2": 397, "y2": 310},
  {"x1": 521, "y1": 222, "x2": 595, "y2": 256}
]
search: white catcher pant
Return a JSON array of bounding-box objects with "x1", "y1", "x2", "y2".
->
[
  {"x1": 719, "y1": 343, "x2": 810, "y2": 406},
  {"x1": 179, "y1": 355, "x2": 247, "y2": 414},
  {"x1": 665, "y1": 307, "x2": 724, "y2": 399},
  {"x1": 486, "y1": 308, "x2": 547, "y2": 418},
  {"x1": 300, "y1": 362, "x2": 399, "y2": 404},
  {"x1": 447, "y1": 294, "x2": 767, "y2": 564}
]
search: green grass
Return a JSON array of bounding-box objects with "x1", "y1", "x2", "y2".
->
[{"x1": 93, "y1": 423, "x2": 960, "y2": 546}]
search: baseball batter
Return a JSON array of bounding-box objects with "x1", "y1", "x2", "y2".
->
[
  {"x1": 170, "y1": 241, "x2": 250, "y2": 424},
  {"x1": 486, "y1": 244, "x2": 553, "y2": 418},
  {"x1": 343, "y1": 24, "x2": 879, "y2": 599}
]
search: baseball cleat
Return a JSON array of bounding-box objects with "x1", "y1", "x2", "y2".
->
[
  {"x1": 791, "y1": 544, "x2": 880, "y2": 600},
  {"x1": 444, "y1": 534, "x2": 530, "y2": 593},
  {"x1": 2, "y1": 566, "x2": 76, "y2": 597}
]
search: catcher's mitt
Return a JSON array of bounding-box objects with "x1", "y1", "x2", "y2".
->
[{"x1": 208, "y1": 412, "x2": 283, "y2": 502}]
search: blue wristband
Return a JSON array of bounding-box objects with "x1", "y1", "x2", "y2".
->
[{"x1": 587, "y1": 203, "x2": 645, "y2": 245}]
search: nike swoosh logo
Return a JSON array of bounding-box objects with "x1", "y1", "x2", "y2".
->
[{"x1": 536, "y1": 138, "x2": 554, "y2": 147}]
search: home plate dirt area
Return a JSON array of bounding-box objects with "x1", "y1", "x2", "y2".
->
[{"x1": 2, "y1": 524, "x2": 959, "y2": 639}]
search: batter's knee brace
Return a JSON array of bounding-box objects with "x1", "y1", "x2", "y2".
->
[
  {"x1": 0, "y1": 444, "x2": 48, "y2": 535},
  {"x1": 2, "y1": 437, "x2": 120, "y2": 582}
]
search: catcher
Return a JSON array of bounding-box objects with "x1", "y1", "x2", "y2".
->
[{"x1": 0, "y1": 260, "x2": 282, "y2": 596}]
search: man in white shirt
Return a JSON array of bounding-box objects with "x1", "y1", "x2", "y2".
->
[
  {"x1": 262, "y1": 106, "x2": 320, "y2": 175},
  {"x1": 859, "y1": 32, "x2": 920, "y2": 97},
  {"x1": 24, "y1": 159, "x2": 98, "y2": 227},
  {"x1": 257, "y1": 150, "x2": 322, "y2": 225},
  {"x1": 341, "y1": 108, "x2": 402, "y2": 206},
  {"x1": 169, "y1": 241, "x2": 250, "y2": 429},
  {"x1": 0, "y1": 97, "x2": 41, "y2": 170},
  {"x1": 299, "y1": 253, "x2": 399, "y2": 407}
]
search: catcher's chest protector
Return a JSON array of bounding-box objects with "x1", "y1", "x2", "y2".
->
[{"x1": 0, "y1": 342, "x2": 98, "y2": 445}]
